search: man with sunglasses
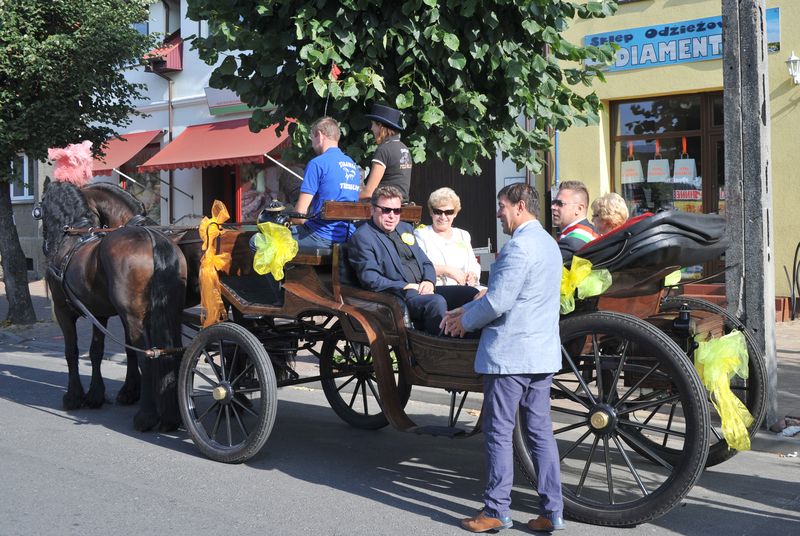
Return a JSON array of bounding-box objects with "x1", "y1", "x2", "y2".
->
[
  {"x1": 551, "y1": 180, "x2": 599, "y2": 262},
  {"x1": 346, "y1": 185, "x2": 477, "y2": 335}
]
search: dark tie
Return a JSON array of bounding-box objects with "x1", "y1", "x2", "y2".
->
[{"x1": 387, "y1": 231, "x2": 423, "y2": 283}]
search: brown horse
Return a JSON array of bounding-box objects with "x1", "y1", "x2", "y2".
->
[
  {"x1": 82, "y1": 182, "x2": 202, "y2": 308},
  {"x1": 41, "y1": 180, "x2": 187, "y2": 432}
]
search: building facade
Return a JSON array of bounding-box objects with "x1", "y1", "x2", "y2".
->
[{"x1": 549, "y1": 0, "x2": 799, "y2": 302}]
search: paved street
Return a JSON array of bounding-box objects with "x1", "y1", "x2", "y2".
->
[
  {"x1": 2, "y1": 280, "x2": 800, "y2": 534},
  {"x1": 1, "y1": 342, "x2": 799, "y2": 536}
]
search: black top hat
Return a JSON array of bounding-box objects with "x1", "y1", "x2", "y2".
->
[{"x1": 365, "y1": 103, "x2": 404, "y2": 131}]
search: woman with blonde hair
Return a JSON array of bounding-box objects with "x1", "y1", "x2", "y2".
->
[
  {"x1": 591, "y1": 192, "x2": 629, "y2": 235},
  {"x1": 414, "y1": 187, "x2": 482, "y2": 288}
]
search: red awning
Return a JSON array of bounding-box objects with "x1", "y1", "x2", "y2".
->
[
  {"x1": 137, "y1": 118, "x2": 291, "y2": 173},
  {"x1": 92, "y1": 130, "x2": 164, "y2": 176}
]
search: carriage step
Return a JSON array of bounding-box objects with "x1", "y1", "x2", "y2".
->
[{"x1": 410, "y1": 425, "x2": 467, "y2": 437}]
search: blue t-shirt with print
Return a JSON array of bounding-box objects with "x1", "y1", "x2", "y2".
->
[{"x1": 300, "y1": 147, "x2": 360, "y2": 242}]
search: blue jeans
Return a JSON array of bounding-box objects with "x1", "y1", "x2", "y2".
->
[
  {"x1": 482, "y1": 373, "x2": 563, "y2": 520},
  {"x1": 292, "y1": 224, "x2": 333, "y2": 250}
]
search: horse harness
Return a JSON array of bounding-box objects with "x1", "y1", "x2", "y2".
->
[{"x1": 48, "y1": 218, "x2": 184, "y2": 359}]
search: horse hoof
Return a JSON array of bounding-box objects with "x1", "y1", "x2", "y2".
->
[
  {"x1": 85, "y1": 391, "x2": 106, "y2": 409},
  {"x1": 158, "y1": 418, "x2": 181, "y2": 433},
  {"x1": 116, "y1": 388, "x2": 140, "y2": 406},
  {"x1": 133, "y1": 412, "x2": 159, "y2": 432},
  {"x1": 63, "y1": 392, "x2": 85, "y2": 410}
]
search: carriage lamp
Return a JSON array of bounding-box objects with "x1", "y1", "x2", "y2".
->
[{"x1": 787, "y1": 51, "x2": 800, "y2": 85}]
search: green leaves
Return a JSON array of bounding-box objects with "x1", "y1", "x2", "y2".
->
[
  {"x1": 186, "y1": 0, "x2": 619, "y2": 174},
  {"x1": 448, "y1": 53, "x2": 466, "y2": 70},
  {"x1": 420, "y1": 105, "x2": 444, "y2": 126}
]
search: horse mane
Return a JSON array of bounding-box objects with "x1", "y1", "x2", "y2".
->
[
  {"x1": 41, "y1": 181, "x2": 99, "y2": 262},
  {"x1": 83, "y1": 182, "x2": 147, "y2": 218}
]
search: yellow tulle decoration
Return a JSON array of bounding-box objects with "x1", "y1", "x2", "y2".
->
[
  {"x1": 664, "y1": 269, "x2": 682, "y2": 287},
  {"x1": 252, "y1": 221, "x2": 298, "y2": 280},
  {"x1": 198, "y1": 200, "x2": 232, "y2": 328},
  {"x1": 694, "y1": 329, "x2": 754, "y2": 451},
  {"x1": 560, "y1": 256, "x2": 613, "y2": 314}
]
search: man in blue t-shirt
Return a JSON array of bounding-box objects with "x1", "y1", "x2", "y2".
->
[{"x1": 292, "y1": 117, "x2": 360, "y2": 248}]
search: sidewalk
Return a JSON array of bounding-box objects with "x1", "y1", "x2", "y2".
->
[{"x1": 1, "y1": 278, "x2": 799, "y2": 451}]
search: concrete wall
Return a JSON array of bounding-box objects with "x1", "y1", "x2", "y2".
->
[{"x1": 555, "y1": 0, "x2": 800, "y2": 296}]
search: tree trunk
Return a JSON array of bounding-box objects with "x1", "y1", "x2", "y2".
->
[{"x1": 0, "y1": 181, "x2": 37, "y2": 324}]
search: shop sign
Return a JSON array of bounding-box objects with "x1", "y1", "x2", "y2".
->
[
  {"x1": 674, "y1": 190, "x2": 702, "y2": 201},
  {"x1": 585, "y1": 7, "x2": 780, "y2": 72}
]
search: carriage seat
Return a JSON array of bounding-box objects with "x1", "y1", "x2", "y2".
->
[{"x1": 295, "y1": 245, "x2": 332, "y2": 265}]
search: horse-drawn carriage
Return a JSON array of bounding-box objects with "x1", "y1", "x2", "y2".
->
[
  {"x1": 41, "y1": 182, "x2": 766, "y2": 528},
  {"x1": 174, "y1": 201, "x2": 765, "y2": 527}
]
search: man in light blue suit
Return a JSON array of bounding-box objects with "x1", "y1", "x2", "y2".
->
[{"x1": 443, "y1": 183, "x2": 564, "y2": 533}]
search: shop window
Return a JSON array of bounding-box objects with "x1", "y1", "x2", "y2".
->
[
  {"x1": 617, "y1": 136, "x2": 703, "y2": 216},
  {"x1": 711, "y1": 95, "x2": 724, "y2": 128},
  {"x1": 612, "y1": 92, "x2": 724, "y2": 280},
  {"x1": 612, "y1": 93, "x2": 722, "y2": 216},
  {"x1": 10, "y1": 155, "x2": 34, "y2": 201},
  {"x1": 616, "y1": 95, "x2": 701, "y2": 136}
]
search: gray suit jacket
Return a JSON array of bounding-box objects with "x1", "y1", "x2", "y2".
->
[{"x1": 461, "y1": 220, "x2": 562, "y2": 374}]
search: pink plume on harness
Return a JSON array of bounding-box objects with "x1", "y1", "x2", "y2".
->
[{"x1": 47, "y1": 140, "x2": 93, "y2": 187}]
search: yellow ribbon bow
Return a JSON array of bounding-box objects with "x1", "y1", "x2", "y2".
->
[
  {"x1": 198, "y1": 200, "x2": 232, "y2": 328},
  {"x1": 252, "y1": 221, "x2": 298, "y2": 280},
  {"x1": 694, "y1": 329, "x2": 754, "y2": 451},
  {"x1": 560, "y1": 256, "x2": 612, "y2": 314}
]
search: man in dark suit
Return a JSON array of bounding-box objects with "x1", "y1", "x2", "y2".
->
[{"x1": 347, "y1": 185, "x2": 477, "y2": 335}]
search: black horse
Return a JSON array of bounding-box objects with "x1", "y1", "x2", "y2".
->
[{"x1": 41, "y1": 180, "x2": 187, "y2": 431}]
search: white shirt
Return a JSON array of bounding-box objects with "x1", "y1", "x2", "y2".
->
[{"x1": 414, "y1": 225, "x2": 482, "y2": 286}]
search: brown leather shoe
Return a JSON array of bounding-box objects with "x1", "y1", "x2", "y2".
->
[
  {"x1": 461, "y1": 510, "x2": 513, "y2": 532},
  {"x1": 527, "y1": 515, "x2": 566, "y2": 532}
]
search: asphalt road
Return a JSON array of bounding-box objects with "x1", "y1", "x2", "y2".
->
[{"x1": 1, "y1": 344, "x2": 799, "y2": 536}]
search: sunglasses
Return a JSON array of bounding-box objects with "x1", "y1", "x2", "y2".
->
[
  {"x1": 373, "y1": 204, "x2": 402, "y2": 215},
  {"x1": 432, "y1": 208, "x2": 456, "y2": 216},
  {"x1": 551, "y1": 200, "x2": 579, "y2": 208}
]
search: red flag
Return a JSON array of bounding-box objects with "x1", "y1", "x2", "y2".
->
[{"x1": 330, "y1": 62, "x2": 341, "y2": 81}]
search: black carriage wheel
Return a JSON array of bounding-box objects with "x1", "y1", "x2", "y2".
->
[
  {"x1": 514, "y1": 311, "x2": 709, "y2": 527},
  {"x1": 178, "y1": 322, "x2": 277, "y2": 463},
  {"x1": 658, "y1": 296, "x2": 768, "y2": 467},
  {"x1": 319, "y1": 323, "x2": 411, "y2": 430}
]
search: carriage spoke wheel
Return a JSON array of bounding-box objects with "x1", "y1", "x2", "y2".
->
[
  {"x1": 514, "y1": 312, "x2": 709, "y2": 527},
  {"x1": 658, "y1": 296, "x2": 768, "y2": 467},
  {"x1": 319, "y1": 323, "x2": 411, "y2": 430},
  {"x1": 178, "y1": 322, "x2": 277, "y2": 463}
]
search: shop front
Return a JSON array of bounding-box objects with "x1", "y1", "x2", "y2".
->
[
  {"x1": 137, "y1": 118, "x2": 296, "y2": 222},
  {"x1": 558, "y1": 1, "x2": 799, "y2": 298}
]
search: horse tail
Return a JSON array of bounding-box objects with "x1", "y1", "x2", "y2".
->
[{"x1": 145, "y1": 229, "x2": 186, "y2": 349}]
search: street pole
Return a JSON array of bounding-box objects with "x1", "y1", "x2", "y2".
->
[{"x1": 722, "y1": 0, "x2": 778, "y2": 427}]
